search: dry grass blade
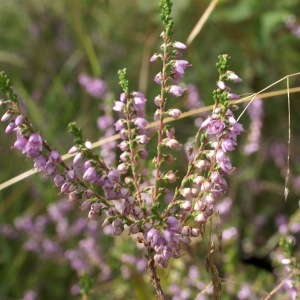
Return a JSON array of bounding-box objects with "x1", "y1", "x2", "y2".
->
[
  {"x1": 284, "y1": 77, "x2": 291, "y2": 201},
  {"x1": 262, "y1": 271, "x2": 294, "y2": 300},
  {"x1": 1, "y1": 84, "x2": 300, "y2": 191},
  {"x1": 186, "y1": 0, "x2": 220, "y2": 46}
]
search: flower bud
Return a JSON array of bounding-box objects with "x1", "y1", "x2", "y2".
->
[
  {"x1": 108, "y1": 206, "x2": 118, "y2": 216},
  {"x1": 118, "y1": 141, "x2": 129, "y2": 151},
  {"x1": 53, "y1": 174, "x2": 65, "y2": 187},
  {"x1": 91, "y1": 202, "x2": 102, "y2": 212},
  {"x1": 181, "y1": 236, "x2": 191, "y2": 244},
  {"x1": 150, "y1": 53, "x2": 160, "y2": 62},
  {"x1": 166, "y1": 139, "x2": 179, "y2": 149},
  {"x1": 173, "y1": 41, "x2": 187, "y2": 49},
  {"x1": 101, "y1": 218, "x2": 111, "y2": 227},
  {"x1": 73, "y1": 152, "x2": 82, "y2": 164},
  {"x1": 68, "y1": 190, "x2": 81, "y2": 202},
  {"x1": 226, "y1": 71, "x2": 243, "y2": 83},
  {"x1": 80, "y1": 200, "x2": 91, "y2": 211},
  {"x1": 182, "y1": 226, "x2": 191, "y2": 236},
  {"x1": 48, "y1": 151, "x2": 62, "y2": 164},
  {"x1": 165, "y1": 126, "x2": 175, "y2": 138},
  {"x1": 1, "y1": 110, "x2": 13, "y2": 122},
  {"x1": 5, "y1": 121, "x2": 15, "y2": 134},
  {"x1": 120, "y1": 151, "x2": 130, "y2": 162},
  {"x1": 191, "y1": 228, "x2": 200, "y2": 237},
  {"x1": 88, "y1": 210, "x2": 99, "y2": 220},
  {"x1": 196, "y1": 160, "x2": 209, "y2": 170},
  {"x1": 68, "y1": 146, "x2": 78, "y2": 154},
  {"x1": 205, "y1": 193, "x2": 216, "y2": 205},
  {"x1": 169, "y1": 109, "x2": 182, "y2": 119},
  {"x1": 201, "y1": 181, "x2": 212, "y2": 192},
  {"x1": 129, "y1": 223, "x2": 140, "y2": 234},
  {"x1": 217, "y1": 81, "x2": 226, "y2": 90},
  {"x1": 195, "y1": 212, "x2": 207, "y2": 224},
  {"x1": 163, "y1": 170, "x2": 177, "y2": 183},
  {"x1": 85, "y1": 140, "x2": 92, "y2": 149},
  {"x1": 84, "y1": 189, "x2": 94, "y2": 199},
  {"x1": 181, "y1": 200, "x2": 192, "y2": 211},
  {"x1": 194, "y1": 176, "x2": 204, "y2": 186},
  {"x1": 169, "y1": 85, "x2": 184, "y2": 97},
  {"x1": 194, "y1": 200, "x2": 205, "y2": 211},
  {"x1": 191, "y1": 188, "x2": 199, "y2": 198},
  {"x1": 181, "y1": 188, "x2": 192, "y2": 198}
]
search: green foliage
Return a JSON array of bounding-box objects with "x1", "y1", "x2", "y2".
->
[{"x1": 0, "y1": 0, "x2": 300, "y2": 299}]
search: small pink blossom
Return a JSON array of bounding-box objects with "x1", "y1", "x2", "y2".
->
[
  {"x1": 169, "y1": 109, "x2": 182, "y2": 119},
  {"x1": 5, "y1": 121, "x2": 15, "y2": 134},
  {"x1": 166, "y1": 138, "x2": 179, "y2": 149},
  {"x1": 226, "y1": 71, "x2": 243, "y2": 83},
  {"x1": 217, "y1": 81, "x2": 226, "y2": 90},
  {"x1": 227, "y1": 93, "x2": 240, "y2": 100},
  {"x1": 221, "y1": 138, "x2": 237, "y2": 152},
  {"x1": 113, "y1": 101, "x2": 125, "y2": 112},
  {"x1": 169, "y1": 85, "x2": 184, "y2": 97},
  {"x1": 173, "y1": 41, "x2": 187, "y2": 49}
]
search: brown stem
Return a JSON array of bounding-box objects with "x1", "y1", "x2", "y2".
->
[{"x1": 147, "y1": 248, "x2": 170, "y2": 300}]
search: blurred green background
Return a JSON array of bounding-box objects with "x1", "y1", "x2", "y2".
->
[{"x1": 1, "y1": 0, "x2": 300, "y2": 299}]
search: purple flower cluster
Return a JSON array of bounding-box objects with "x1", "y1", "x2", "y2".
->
[
  {"x1": 284, "y1": 15, "x2": 300, "y2": 38},
  {"x1": 145, "y1": 216, "x2": 187, "y2": 268},
  {"x1": 113, "y1": 91, "x2": 149, "y2": 170},
  {"x1": 1, "y1": 198, "x2": 112, "y2": 282},
  {"x1": 167, "y1": 68, "x2": 244, "y2": 230},
  {"x1": 1, "y1": 110, "x2": 63, "y2": 178},
  {"x1": 78, "y1": 73, "x2": 108, "y2": 99}
]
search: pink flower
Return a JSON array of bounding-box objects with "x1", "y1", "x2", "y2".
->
[
  {"x1": 207, "y1": 120, "x2": 226, "y2": 136},
  {"x1": 227, "y1": 93, "x2": 240, "y2": 100},
  {"x1": 134, "y1": 117, "x2": 149, "y2": 129},
  {"x1": 48, "y1": 150, "x2": 62, "y2": 164},
  {"x1": 219, "y1": 159, "x2": 233, "y2": 174},
  {"x1": 221, "y1": 138, "x2": 237, "y2": 152},
  {"x1": 113, "y1": 101, "x2": 125, "y2": 112},
  {"x1": 174, "y1": 60, "x2": 189, "y2": 74},
  {"x1": 150, "y1": 54, "x2": 160, "y2": 62},
  {"x1": 5, "y1": 121, "x2": 15, "y2": 134},
  {"x1": 114, "y1": 119, "x2": 126, "y2": 131},
  {"x1": 229, "y1": 122, "x2": 245, "y2": 140},
  {"x1": 217, "y1": 81, "x2": 226, "y2": 90},
  {"x1": 83, "y1": 167, "x2": 97, "y2": 183},
  {"x1": 154, "y1": 72, "x2": 162, "y2": 84},
  {"x1": 15, "y1": 115, "x2": 24, "y2": 126},
  {"x1": 12, "y1": 136, "x2": 28, "y2": 153},
  {"x1": 120, "y1": 93, "x2": 127, "y2": 102},
  {"x1": 169, "y1": 109, "x2": 182, "y2": 119},
  {"x1": 173, "y1": 41, "x2": 187, "y2": 49},
  {"x1": 136, "y1": 135, "x2": 149, "y2": 144},
  {"x1": 169, "y1": 85, "x2": 184, "y2": 97},
  {"x1": 226, "y1": 71, "x2": 243, "y2": 83},
  {"x1": 166, "y1": 139, "x2": 179, "y2": 149},
  {"x1": 146, "y1": 228, "x2": 160, "y2": 247},
  {"x1": 34, "y1": 156, "x2": 47, "y2": 171}
]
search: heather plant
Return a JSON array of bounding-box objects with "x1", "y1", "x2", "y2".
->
[{"x1": 1, "y1": 0, "x2": 300, "y2": 299}]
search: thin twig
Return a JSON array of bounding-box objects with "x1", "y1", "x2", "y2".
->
[
  {"x1": 186, "y1": 0, "x2": 220, "y2": 45},
  {"x1": 263, "y1": 271, "x2": 295, "y2": 300},
  {"x1": 284, "y1": 77, "x2": 291, "y2": 201}
]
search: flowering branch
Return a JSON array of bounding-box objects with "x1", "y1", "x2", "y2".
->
[{"x1": 0, "y1": 0, "x2": 246, "y2": 298}]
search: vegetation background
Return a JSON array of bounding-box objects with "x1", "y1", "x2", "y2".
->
[{"x1": 0, "y1": 0, "x2": 300, "y2": 299}]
